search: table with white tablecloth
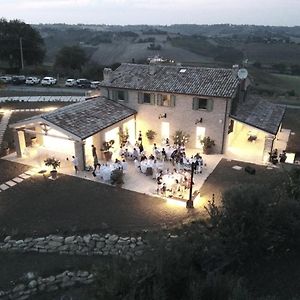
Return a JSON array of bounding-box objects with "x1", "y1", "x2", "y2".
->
[{"x1": 140, "y1": 160, "x2": 155, "y2": 174}]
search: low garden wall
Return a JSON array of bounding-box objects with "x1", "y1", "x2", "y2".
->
[
  {"x1": 0, "y1": 233, "x2": 146, "y2": 259},
  {"x1": 0, "y1": 270, "x2": 94, "y2": 300}
]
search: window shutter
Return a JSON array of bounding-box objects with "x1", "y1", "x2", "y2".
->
[
  {"x1": 192, "y1": 97, "x2": 198, "y2": 110},
  {"x1": 112, "y1": 90, "x2": 117, "y2": 101},
  {"x1": 150, "y1": 93, "x2": 155, "y2": 105},
  {"x1": 207, "y1": 99, "x2": 214, "y2": 112},
  {"x1": 170, "y1": 95, "x2": 176, "y2": 107},
  {"x1": 124, "y1": 90, "x2": 129, "y2": 102},
  {"x1": 138, "y1": 92, "x2": 143, "y2": 104},
  {"x1": 157, "y1": 94, "x2": 162, "y2": 106}
]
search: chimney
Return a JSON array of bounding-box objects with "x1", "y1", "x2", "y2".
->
[
  {"x1": 148, "y1": 62, "x2": 157, "y2": 75},
  {"x1": 103, "y1": 68, "x2": 113, "y2": 82},
  {"x1": 232, "y1": 64, "x2": 239, "y2": 78}
]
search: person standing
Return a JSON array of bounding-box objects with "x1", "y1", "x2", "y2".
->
[
  {"x1": 92, "y1": 145, "x2": 97, "y2": 158},
  {"x1": 138, "y1": 130, "x2": 143, "y2": 143},
  {"x1": 71, "y1": 155, "x2": 79, "y2": 174},
  {"x1": 92, "y1": 144, "x2": 98, "y2": 169}
]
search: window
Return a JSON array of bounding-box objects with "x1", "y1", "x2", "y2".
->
[
  {"x1": 157, "y1": 94, "x2": 176, "y2": 107},
  {"x1": 138, "y1": 92, "x2": 155, "y2": 104},
  {"x1": 192, "y1": 98, "x2": 213, "y2": 111},
  {"x1": 143, "y1": 93, "x2": 151, "y2": 104},
  {"x1": 162, "y1": 94, "x2": 171, "y2": 107},
  {"x1": 112, "y1": 89, "x2": 128, "y2": 102},
  {"x1": 117, "y1": 90, "x2": 125, "y2": 101}
]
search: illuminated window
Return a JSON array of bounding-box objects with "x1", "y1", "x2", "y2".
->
[
  {"x1": 157, "y1": 94, "x2": 176, "y2": 107},
  {"x1": 162, "y1": 94, "x2": 171, "y2": 107}
]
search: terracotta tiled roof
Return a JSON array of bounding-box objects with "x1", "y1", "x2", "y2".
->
[
  {"x1": 231, "y1": 99, "x2": 285, "y2": 135},
  {"x1": 12, "y1": 97, "x2": 136, "y2": 140},
  {"x1": 100, "y1": 63, "x2": 240, "y2": 98}
]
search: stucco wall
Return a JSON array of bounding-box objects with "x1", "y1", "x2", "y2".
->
[{"x1": 102, "y1": 88, "x2": 231, "y2": 154}]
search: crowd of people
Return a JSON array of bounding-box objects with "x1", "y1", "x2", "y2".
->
[
  {"x1": 269, "y1": 148, "x2": 287, "y2": 164},
  {"x1": 69, "y1": 139, "x2": 206, "y2": 199}
]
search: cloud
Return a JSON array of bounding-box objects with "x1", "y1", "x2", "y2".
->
[
  {"x1": 19, "y1": 0, "x2": 96, "y2": 9},
  {"x1": 0, "y1": 0, "x2": 299, "y2": 25}
]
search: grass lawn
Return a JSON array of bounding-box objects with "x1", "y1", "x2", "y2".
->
[
  {"x1": 0, "y1": 159, "x2": 30, "y2": 183},
  {"x1": 199, "y1": 159, "x2": 285, "y2": 206},
  {"x1": 273, "y1": 74, "x2": 300, "y2": 95},
  {"x1": 0, "y1": 161, "x2": 199, "y2": 238},
  {"x1": 250, "y1": 68, "x2": 300, "y2": 102}
]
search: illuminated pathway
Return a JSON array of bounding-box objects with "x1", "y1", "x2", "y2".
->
[
  {"x1": 0, "y1": 110, "x2": 12, "y2": 147},
  {"x1": 0, "y1": 169, "x2": 38, "y2": 193}
]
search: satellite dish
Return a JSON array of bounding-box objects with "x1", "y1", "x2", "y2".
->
[{"x1": 237, "y1": 68, "x2": 248, "y2": 80}]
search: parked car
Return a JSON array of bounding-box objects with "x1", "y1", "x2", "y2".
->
[
  {"x1": 41, "y1": 76, "x2": 57, "y2": 86},
  {"x1": 65, "y1": 78, "x2": 77, "y2": 87},
  {"x1": 90, "y1": 81, "x2": 100, "y2": 89},
  {"x1": 76, "y1": 78, "x2": 91, "y2": 88},
  {"x1": 0, "y1": 75, "x2": 12, "y2": 84},
  {"x1": 12, "y1": 75, "x2": 26, "y2": 85},
  {"x1": 25, "y1": 76, "x2": 40, "y2": 85}
]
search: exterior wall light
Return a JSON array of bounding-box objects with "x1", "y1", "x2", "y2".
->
[
  {"x1": 158, "y1": 113, "x2": 167, "y2": 119},
  {"x1": 195, "y1": 118, "x2": 203, "y2": 124}
]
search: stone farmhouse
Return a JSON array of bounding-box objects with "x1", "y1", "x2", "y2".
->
[{"x1": 10, "y1": 63, "x2": 285, "y2": 169}]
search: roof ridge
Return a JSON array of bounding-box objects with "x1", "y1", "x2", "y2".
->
[{"x1": 120, "y1": 62, "x2": 233, "y2": 72}]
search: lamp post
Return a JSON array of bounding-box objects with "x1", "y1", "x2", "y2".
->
[{"x1": 186, "y1": 162, "x2": 195, "y2": 208}]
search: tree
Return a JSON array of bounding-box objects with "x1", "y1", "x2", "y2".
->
[
  {"x1": 55, "y1": 45, "x2": 87, "y2": 72},
  {"x1": 291, "y1": 64, "x2": 300, "y2": 75},
  {"x1": 0, "y1": 18, "x2": 45, "y2": 69}
]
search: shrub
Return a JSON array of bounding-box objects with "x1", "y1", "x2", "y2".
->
[
  {"x1": 146, "y1": 129, "x2": 156, "y2": 141},
  {"x1": 44, "y1": 157, "x2": 60, "y2": 170},
  {"x1": 172, "y1": 130, "x2": 190, "y2": 146},
  {"x1": 110, "y1": 169, "x2": 124, "y2": 185}
]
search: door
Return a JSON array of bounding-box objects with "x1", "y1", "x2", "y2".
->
[
  {"x1": 161, "y1": 122, "x2": 170, "y2": 140},
  {"x1": 196, "y1": 126, "x2": 206, "y2": 148}
]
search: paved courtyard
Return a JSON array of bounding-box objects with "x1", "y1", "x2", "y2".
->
[
  {"x1": 3, "y1": 145, "x2": 223, "y2": 206},
  {"x1": 0, "y1": 145, "x2": 223, "y2": 236}
]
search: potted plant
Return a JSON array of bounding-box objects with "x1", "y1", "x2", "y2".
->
[
  {"x1": 118, "y1": 127, "x2": 129, "y2": 147},
  {"x1": 110, "y1": 169, "x2": 124, "y2": 186},
  {"x1": 146, "y1": 129, "x2": 157, "y2": 142},
  {"x1": 44, "y1": 157, "x2": 60, "y2": 179},
  {"x1": 101, "y1": 140, "x2": 115, "y2": 161},
  {"x1": 172, "y1": 130, "x2": 190, "y2": 147},
  {"x1": 2, "y1": 141, "x2": 10, "y2": 156},
  {"x1": 200, "y1": 136, "x2": 215, "y2": 154}
]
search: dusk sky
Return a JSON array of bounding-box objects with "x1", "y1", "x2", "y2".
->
[{"x1": 0, "y1": 0, "x2": 299, "y2": 26}]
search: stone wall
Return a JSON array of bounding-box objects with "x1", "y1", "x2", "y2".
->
[
  {"x1": 0, "y1": 270, "x2": 94, "y2": 300},
  {"x1": 0, "y1": 233, "x2": 146, "y2": 259}
]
